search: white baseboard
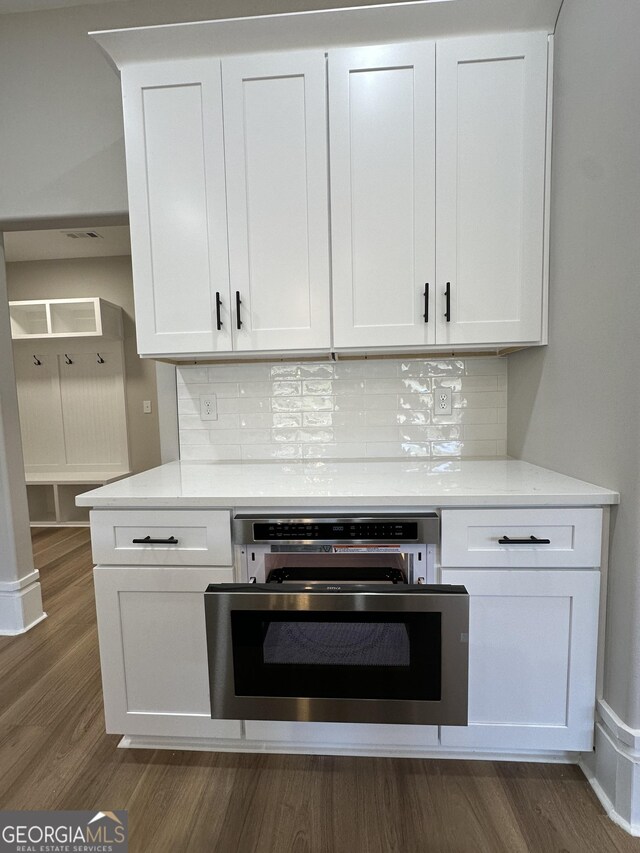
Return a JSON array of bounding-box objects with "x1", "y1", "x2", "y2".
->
[
  {"x1": 580, "y1": 712, "x2": 640, "y2": 837},
  {"x1": 0, "y1": 582, "x2": 46, "y2": 635},
  {"x1": 117, "y1": 733, "x2": 575, "y2": 764}
]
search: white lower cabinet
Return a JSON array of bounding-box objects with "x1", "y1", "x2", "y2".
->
[
  {"x1": 93, "y1": 566, "x2": 241, "y2": 739},
  {"x1": 440, "y1": 569, "x2": 600, "y2": 751}
]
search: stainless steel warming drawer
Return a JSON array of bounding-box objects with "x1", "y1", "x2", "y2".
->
[{"x1": 205, "y1": 582, "x2": 469, "y2": 727}]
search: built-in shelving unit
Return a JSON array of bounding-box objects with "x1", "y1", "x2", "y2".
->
[
  {"x1": 10, "y1": 297, "x2": 123, "y2": 340},
  {"x1": 25, "y1": 472, "x2": 129, "y2": 527},
  {"x1": 10, "y1": 297, "x2": 131, "y2": 526}
]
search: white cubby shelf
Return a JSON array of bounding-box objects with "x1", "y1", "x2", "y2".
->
[
  {"x1": 10, "y1": 297, "x2": 123, "y2": 340},
  {"x1": 25, "y1": 472, "x2": 130, "y2": 528}
]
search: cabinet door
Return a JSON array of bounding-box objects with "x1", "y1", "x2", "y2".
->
[
  {"x1": 440, "y1": 569, "x2": 599, "y2": 751},
  {"x1": 122, "y1": 59, "x2": 232, "y2": 356},
  {"x1": 330, "y1": 43, "x2": 436, "y2": 349},
  {"x1": 222, "y1": 51, "x2": 331, "y2": 352},
  {"x1": 93, "y1": 566, "x2": 241, "y2": 739},
  {"x1": 436, "y1": 32, "x2": 549, "y2": 345},
  {"x1": 14, "y1": 350, "x2": 65, "y2": 467}
]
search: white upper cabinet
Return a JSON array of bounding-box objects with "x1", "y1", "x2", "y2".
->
[
  {"x1": 222, "y1": 51, "x2": 331, "y2": 353},
  {"x1": 435, "y1": 32, "x2": 549, "y2": 345},
  {"x1": 121, "y1": 59, "x2": 231, "y2": 356},
  {"x1": 329, "y1": 43, "x2": 436, "y2": 349},
  {"x1": 115, "y1": 28, "x2": 550, "y2": 358}
]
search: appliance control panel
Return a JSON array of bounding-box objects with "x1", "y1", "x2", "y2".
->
[{"x1": 253, "y1": 521, "x2": 419, "y2": 542}]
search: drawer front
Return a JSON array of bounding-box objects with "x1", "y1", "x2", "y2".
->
[
  {"x1": 90, "y1": 509, "x2": 233, "y2": 566},
  {"x1": 441, "y1": 508, "x2": 602, "y2": 568}
]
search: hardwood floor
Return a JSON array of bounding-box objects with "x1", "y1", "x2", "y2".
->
[{"x1": 1, "y1": 527, "x2": 639, "y2": 853}]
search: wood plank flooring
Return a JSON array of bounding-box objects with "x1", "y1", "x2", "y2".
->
[{"x1": 1, "y1": 527, "x2": 639, "y2": 853}]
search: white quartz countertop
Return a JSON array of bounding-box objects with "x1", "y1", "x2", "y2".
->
[{"x1": 76, "y1": 459, "x2": 619, "y2": 509}]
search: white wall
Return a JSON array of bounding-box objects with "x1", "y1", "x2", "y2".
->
[
  {"x1": 508, "y1": 0, "x2": 640, "y2": 729},
  {"x1": 0, "y1": 0, "x2": 405, "y2": 228},
  {"x1": 6, "y1": 256, "x2": 162, "y2": 474}
]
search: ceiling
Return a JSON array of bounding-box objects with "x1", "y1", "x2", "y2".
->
[{"x1": 4, "y1": 225, "x2": 131, "y2": 261}]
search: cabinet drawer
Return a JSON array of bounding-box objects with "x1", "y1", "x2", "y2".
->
[
  {"x1": 90, "y1": 509, "x2": 233, "y2": 566},
  {"x1": 441, "y1": 508, "x2": 602, "y2": 568}
]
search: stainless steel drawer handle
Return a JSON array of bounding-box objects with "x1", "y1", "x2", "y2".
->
[
  {"x1": 498, "y1": 535, "x2": 551, "y2": 545},
  {"x1": 132, "y1": 535, "x2": 179, "y2": 545}
]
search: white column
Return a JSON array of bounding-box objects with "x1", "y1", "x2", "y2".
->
[{"x1": 0, "y1": 233, "x2": 45, "y2": 634}]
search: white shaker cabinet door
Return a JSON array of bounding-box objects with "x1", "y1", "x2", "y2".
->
[
  {"x1": 222, "y1": 51, "x2": 331, "y2": 353},
  {"x1": 435, "y1": 32, "x2": 549, "y2": 346},
  {"x1": 94, "y1": 566, "x2": 241, "y2": 739},
  {"x1": 440, "y1": 569, "x2": 600, "y2": 751},
  {"x1": 121, "y1": 60, "x2": 232, "y2": 356},
  {"x1": 330, "y1": 43, "x2": 436, "y2": 349}
]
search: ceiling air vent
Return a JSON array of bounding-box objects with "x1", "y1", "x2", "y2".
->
[{"x1": 63, "y1": 231, "x2": 103, "y2": 239}]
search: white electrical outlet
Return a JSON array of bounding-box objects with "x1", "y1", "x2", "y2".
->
[
  {"x1": 435, "y1": 386, "x2": 452, "y2": 416},
  {"x1": 200, "y1": 394, "x2": 218, "y2": 421},
  {"x1": 143, "y1": 400, "x2": 152, "y2": 414}
]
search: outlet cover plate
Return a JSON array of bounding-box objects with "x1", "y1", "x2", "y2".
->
[
  {"x1": 200, "y1": 395, "x2": 218, "y2": 421},
  {"x1": 435, "y1": 386, "x2": 452, "y2": 417}
]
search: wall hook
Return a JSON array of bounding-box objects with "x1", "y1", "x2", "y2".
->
[
  {"x1": 33, "y1": 355, "x2": 41, "y2": 366},
  {"x1": 97, "y1": 353, "x2": 105, "y2": 364},
  {"x1": 64, "y1": 354, "x2": 73, "y2": 365}
]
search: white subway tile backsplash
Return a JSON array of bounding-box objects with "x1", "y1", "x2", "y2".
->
[
  {"x1": 241, "y1": 443, "x2": 302, "y2": 460},
  {"x1": 218, "y1": 396, "x2": 271, "y2": 413},
  {"x1": 302, "y1": 379, "x2": 333, "y2": 396},
  {"x1": 272, "y1": 413, "x2": 303, "y2": 428},
  {"x1": 177, "y1": 398, "x2": 200, "y2": 415},
  {"x1": 180, "y1": 429, "x2": 214, "y2": 445},
  {"x1": 178, "y1": 357, "x2": 508, "y2": 462},
  {"x1": 400, "y1": 359, "x2": 465, "y2": 377},
  {"x1": 181, "y1": 444, "x2": 242, "y2": 461},
  {"x1": 400, "y1": 425, "x2": 463, "y2": 442},
  {"x1": 302, "y1": 443, "x2": 364, "y2": 459},
  {"x1": 463, "y1": 422, "x2": 508, "y2": 441},
  {"x1": 303, "y1": 412, "x2": 334, "y2": 427},
  {"x1": 177, "y1": 367, "x2": 209, "y2": 385},
  {"x1": 239, "y1": 381, "x2": 274, "y2": 397},
  {"x1": 365, "y1": 379, "x2": 408, "y2": 395},
  {"x1": 271, "y1": 381, "x2": 302, "y2": 396},
  {"x1": 239, "y1": 413, "x2": 273, "y2": 429},
  {"x1": 333, "y1": 379, "x2": 366, "y2": 396},
  {"x1": 465, "y1": 357, "x2": 507, "y2": 375},
  {"x1": 399, "y1": 394, "x2": 432, "y2": 411},
  {"x1": 209, "y1": 364, "x2": 271, "y2": 381},
  {"x1": 364, "y1": 395, "x2": 399, "y2": 411}
]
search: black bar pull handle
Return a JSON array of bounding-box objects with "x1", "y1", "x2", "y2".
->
[
  {"x1": 236, "y1": 291, "x2": 243, "y2": 330},
  {"x1": 498, "y1": 535, "x2": 551, "y2": 545},
  {"x1": 132, "y1": 535, "x2": 179, "y2": 545},
  {"x1": 444, "y1": 282, "x2": 451, "y2": 322},
  {"x1": 423, "y1": 283, "x2": 429, "y2": 323},
  {"x1": 215, "y1": 292, "x2": 223, "y2": 331}
]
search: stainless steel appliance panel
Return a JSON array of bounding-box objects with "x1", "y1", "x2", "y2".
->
[{"x1": 205, "y1": 586, "x2": 468, "y2": 726}]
